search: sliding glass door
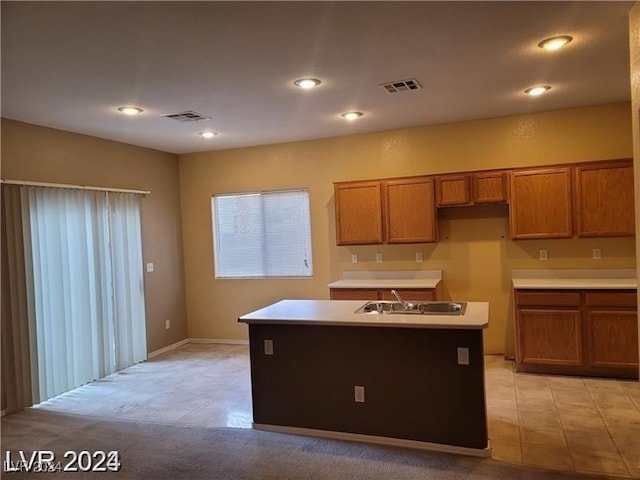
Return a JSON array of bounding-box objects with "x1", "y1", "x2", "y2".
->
[{"x1": 13, "y1": 186, "x2": 147, "y2": 403}]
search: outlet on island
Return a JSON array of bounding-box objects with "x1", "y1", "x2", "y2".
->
[
  {"x1": 457, "y1": 347, "x2": 470, "y2": 365},
  {"x1": 354, "y1": 385, "x2": 365, "y2": 403}
]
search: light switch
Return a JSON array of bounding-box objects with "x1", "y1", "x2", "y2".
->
[
  {"x1": 264, "y1": 339, "x2": 274, "y2": 356},
  {"x1": 146, "y1": 262, "x2": 154, "y2": 272}
]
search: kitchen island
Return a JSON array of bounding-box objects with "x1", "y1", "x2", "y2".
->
[{"x1": 239, "y1": 299, "x2": 490, "y2": 457}]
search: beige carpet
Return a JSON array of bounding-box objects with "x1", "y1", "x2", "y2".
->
[{"x1": 2, "y1": 408, "x2": 605, "y2": 480}]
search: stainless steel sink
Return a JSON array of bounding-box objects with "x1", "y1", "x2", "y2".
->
[
  {"x1": 354, "y1": 300, "x2": 467, "y2": 315},
  {"x1": 354, "y1": 300, "x2": 407, "y2": 314}
]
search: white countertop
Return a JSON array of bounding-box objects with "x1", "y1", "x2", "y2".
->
[
  {"x1": 511, "y1": 269, "x2": 637, "y2": 290},
  {"x1": 238, "y1": 299, "x2": 488, "y2": 330},
  {"x1": 328, "y1": 270, "x2": 442, "y2": 289}
]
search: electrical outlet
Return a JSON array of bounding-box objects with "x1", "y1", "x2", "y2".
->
[
  {"x1": 457, "y1": 347, "x2": 470, "y2": 365},
  {"x1": 146, "y1": 262, "x2": 154, "y2": 272},
  {"x1": 351, "y1": 254, "x2": 358, "y2": 264},
  {"x1": 416, "y1": 252, "x2": 424, "y2": 263},
  {"x1": 264, "y1": 339, "x2": 274, "y2": 356},
  {"x1": 375, "y1": 253, "x2": 383, "y2": 263},
  {"x1": 165, "y1": 319, "x2": 170, "y2": 330},
  {"x1": 539, "y1": 249, "x2": 548, "y2": 261},
  {"x1": 354, "y1": 385, "x2": 365, "y2": 403},
  {"x1": 593, "y1": 248, "x2": 602, "y2": 260}
]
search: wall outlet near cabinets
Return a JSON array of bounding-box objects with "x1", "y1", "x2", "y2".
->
[
  {"x1": 351, "y1": 254, "x2": 358, "y2": 264},
  {"x1": 354, "y1": 385, "x2": 365, "y2": 403},
  {"x1": 375, "y1": 253, "x2": 383, "y2": 263},
  {"x1": 592, "y1": 248, "x2": 602, "y2": 260},
  {"x1": 415, "y1": 252, "x2": 424, "y2": 263},
  {"x1": 539, "y1": 249, "x2": 548, "y2": 261}
]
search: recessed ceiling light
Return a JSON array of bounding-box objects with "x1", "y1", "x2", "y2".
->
[
  {"x1": 117, "y1": 106, "x2": 144, "y2": 115},
  {"x1": 524, "y1": 85, "x2": 551, "y2": 96},
  {"x1": 199, "y1": 131, "x2": 218, "y2": 139},
  {"x1": 538, "y1": 35, "x2": 573, "y2": 51},
  {"x1": 294, "y1": 78, "x2": 321, "y2": 89},
  {"x1": 341, "y1": 111, "x2": 363, "y2": 121}
]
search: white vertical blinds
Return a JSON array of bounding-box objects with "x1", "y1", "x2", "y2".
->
[
  {"x1": 20, "y1": 187, "x2": 147, "y2": 402},
  {"x1": 212, "y1": 189, "x2": 313, "y2": 278},
  {"x1": 108, "y1": 193, "x2": 147, "y2": 370}
]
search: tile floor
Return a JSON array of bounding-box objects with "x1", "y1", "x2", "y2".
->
[{"x1": 32, "y1": 343, "x2": 640, "y2": 479}]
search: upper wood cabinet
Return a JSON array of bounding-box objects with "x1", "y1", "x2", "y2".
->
[
  {"x1": 384, "y1": 177, "x2": 437, "y2": 243},
  {"x1": 336, "y1": 159, "x2": 633, "y2": 245},
  {"x1": 436, "y1": 174, "x2": 471, "y2": 206},
  {"x1": 334, "y1": 177, "x2": 436, "y2": 245},
  {"x1": 575, "y1": 160, "x2": 635, "y2": 237},
  {"x1": 509, "y1": 167, "x2": 573, "y2": 239},
  {"x1": 334, "y1": 181, "x2": 383, "y2": 245},
  {"x1": 436, "y1": 171, "x2": 507, "y2": 207},
  {"x1": 473, "y1": 171, "x2": 508, "y2": 204}
]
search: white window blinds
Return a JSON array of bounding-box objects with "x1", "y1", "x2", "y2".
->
[
  {"x1": 212, "y1": 189, "x2": 313, "y2": 278},
  {"x1": 20, "y1": 187, "x2": 147, "y2": 402}
]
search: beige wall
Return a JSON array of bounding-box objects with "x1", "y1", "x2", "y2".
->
[
  {"x1": 630, "y1": 2, "x2": 640, "y2": 371},
  {"x1": 179, "y1": 102, "x2": 635, "y2": 355},
  {"x1": 1, "y1": 119, "x2": 188, "y2": 353}
]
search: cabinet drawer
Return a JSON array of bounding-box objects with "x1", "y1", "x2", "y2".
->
[
  {"x1": 585, "y1": 291, "x2": 637, "y2": 308},
  {"x1": 330, "y1": 289, "x2": 379, "y2": 301},
  {"x1": 515, "y1": 291, "x2": 580, "y2": 307}
]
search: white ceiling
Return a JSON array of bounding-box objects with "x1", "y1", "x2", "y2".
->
[{"x1": 1, "y1": 1, "x2": 635, "y2": 155}]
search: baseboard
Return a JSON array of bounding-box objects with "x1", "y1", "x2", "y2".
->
[
  {"x1": 189, "y1": 338, "x2": 249, "y2": 345},
  {"x1": 147, "y1": 338, "x2": 190, "y2": 358},
  {"x1": 253, "y1": 423, "x2": 492, "y2": 458},
  {"x1": 147, "y1": 338, "x2": 249, "y2": 359}
]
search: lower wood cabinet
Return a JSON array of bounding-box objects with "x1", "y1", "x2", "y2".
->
[
  {"x1": 330, "y1": 288, "x2": 436, "y2": 301},
  {"x1": 518, "y1": 308, "x2": 582, "y2": 366},
  {"x1": 515, "y1": 289, "x2": 638, "y2": 379}
]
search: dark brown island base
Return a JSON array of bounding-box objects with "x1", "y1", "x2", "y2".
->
[{"x1": 239, "y1": 299, "x2": 490, "y2": 457}]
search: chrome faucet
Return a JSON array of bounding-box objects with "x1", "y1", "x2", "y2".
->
[{"x1": 391, "y1": 289, "x2": 414, "y2": 310}]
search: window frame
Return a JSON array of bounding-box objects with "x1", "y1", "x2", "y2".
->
[{"x1": 211, "y1": 188, "x2": 314, "y2": 279}]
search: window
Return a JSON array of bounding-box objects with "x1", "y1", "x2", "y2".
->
[{"x1": 212, "y1": 189, "x2": 313, "y2": 278}]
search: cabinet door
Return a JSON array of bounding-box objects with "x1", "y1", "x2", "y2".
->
[
  {"x1": 380, "y1": 289, "x2": 436, "y2": 301},
  {"x1": 384, "y1": 177, "x2": 437, "y2": 243},
  {"x1": 586, "y1": 310, "x2": 639, "y2": 368},
  {"x1": 517, "y1": 308, "x2": 582, "y2": 366},
  {"x1": 575, "y1": 161, "x2": 635, "y2": 237},
  {"x1": 330, "y1": 289, "x2": 380, "y2": 300},
  {"x1": 473, "y1": 171, "x2": 508, "y2": 204},
  {"x1": 335, "y1": 181, "x2": 383, "y2": 245},
  {"x1": 509, "y1": 168, "x2": 573, "y2": 239},
  {"x1": 436, "y1": 174, "x2": 471, "y2": 206}
]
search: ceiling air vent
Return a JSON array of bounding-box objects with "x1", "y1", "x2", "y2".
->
[
  {"x1": 162, "y1": 111, "x2": 211, "y2": 122},
  {"x1": 380, "y1": 78, "x2": 422, "y2": 93}
]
